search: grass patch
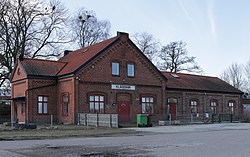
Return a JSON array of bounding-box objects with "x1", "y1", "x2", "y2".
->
[{"x1": 0, "y1": 125, "x2": 140, "y2": 140}]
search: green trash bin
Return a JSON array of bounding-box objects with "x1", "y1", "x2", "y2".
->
[{"x1": 137, "y1": 114, "x2": 148, "y2": 127}]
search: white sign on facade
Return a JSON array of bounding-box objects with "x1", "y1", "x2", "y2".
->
[{"x1": 111, "y1": 84, "x2": 135, "y2": 90}]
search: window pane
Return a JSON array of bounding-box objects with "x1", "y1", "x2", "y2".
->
[
  {"x1": 146, "y1": 98, "x2": 150, "y2": 102},
  {"x1": 230, "y1": 107, "x2": 234, "y2": 113},
  {"x1": 146, "y1": 104, "x2": 153, "y2": 113},
  {"x1": 127, "y1": 64, "x2": 134, "y2": 77},
  {"x1": 150, "y1": 98, "x2": 154, "y2": 103},
  {"x1": 150, "y1": 104, "x2": 154, "y2": 113},
  {"x1": 142, "y1": 98, "x2": 145, "y2": 102},
  {"x1": 63, "y1": 102, "x2": 68, "y2": 114},
  {"x1": 44, "y1": 103, "x2": 48, "y2": 114},
  {"x1": 100, "y1": 96, "x2": 104, "y2": 102},
  {"x1": 90, "y1": 102, "x2": 94, "y2": 112},
  {"x1": 95, "y1": 102, "x2": 99, "y2": 110},
  {"x1": 95, "y1": 96, "x2": 99, "y2": 101},
  {"x1": 44, "y1": 96, "x2": 48, "y2": 102},
  {"x1": 38, "y1": 96, "x2": 43, "y2": 102},
  {"x1": 63, "y1": 95, "x2": 69, "y2": 103},
  {"x1": 90, "y1": 96, "x2": 94, "y2": 101},
  {"x1": 112, "y1": 62, "x2": 119, "y2": 75},
  {"x1": 142, "y1": 103, "x2": 146, "y2": 113},
  {"x1": 100, "y1": 102, "x2": 104, "y2": 113},
  {"x1": 229, "y1": 102, "x2": 234, "y2": 107},
  {"x1": 100, "y1": 102, "x2": 104, "y2": 110},
  {"x1": 38, "y1": 103, "x2": 43, "y2": 114},
  {"x1": 191, "y1": 101, "x2": 197, "y2": 106}
]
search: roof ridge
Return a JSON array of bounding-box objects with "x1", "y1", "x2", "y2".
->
[
  {"x1": 57, "y1": 35, "x2": 119, "y2": 76},
  {"x1": 22, "y1": 57, "x2": 65, "y2": 64},
  {"x1": 68, "y1": 36, "x2": 118, "y2": 55},
  {"x1": 162, "y1": 72, "x2": 218, "y2": 79}
]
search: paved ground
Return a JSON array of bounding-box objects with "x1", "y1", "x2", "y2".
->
[
  {"x1": 1, "y1": 123, "x2": 250, "y2": 157},
  {"x1": 129, "y1": 122, "x2": 250, "y2": 133}
]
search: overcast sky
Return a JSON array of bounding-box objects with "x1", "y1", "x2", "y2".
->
[{"x1": 61, "y1": 0, "x2": 250, "y2": 77}]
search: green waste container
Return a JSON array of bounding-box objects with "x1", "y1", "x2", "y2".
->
[{"x1": 137, "y1": 114, "x2": 149, "y2": 127}]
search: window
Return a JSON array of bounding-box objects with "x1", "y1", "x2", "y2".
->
[
  {"x1": 228, "y1": 101, "x2": 234, "y2": 114},
  {"x1": 142, "y1": 97, "x2": 154, "y2": 113},
  {"x1": 210, "y1": 100, "x2": 217, "y2": 114},
  {"x1": 112, "y1": 62, "x2": 119, "y2": 76},
  {"x1": 190, "y1": 100, "x2": 198, "y2": 113},
  {"x1": 62, "y1": 94, "x2": 69, "y2": 116},
  {"x1": 127, "y1": 63, "x2": 134, "y2": 77},
  {"x1": 21, "y1": 102, "x2": 26, "y2": 114},
  {"x1": 38, "y1": 96, "x2": 48, "y2": 114},
  {"x1": 89, "y1": 95, "x2": 105, "y2": 113}
]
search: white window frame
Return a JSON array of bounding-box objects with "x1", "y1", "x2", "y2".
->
[
  {"x1": 127, "y1": 63, "x2": 134, "y2": 77},
  {"x1": 62, "y1": 94, "x2": 69, "y2": 116},
  {"x1": 89, "y1": 95, "x2": 105, "y2": 113},
  {"x1": 142, "y1": 96, "x2": 154, "y2": 114},
  {"x1": 210, "y1": 101, "x2": 217, "y2": 114},
  {"x1": 38, "y1": 96, "x2": 48, "y2": 114},
  {"x1": 112, "y1": 62, "x2": 119, "y2": 76},
  {"x1": 190, "y1": 100, "x2": 198, "y2": 113},
  {"x1": 228, "y1": 101, "x2": 234, "y2": 114}
]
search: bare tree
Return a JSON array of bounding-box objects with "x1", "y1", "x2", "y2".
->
[
  {"x1": 132, "y1": 32, "x2": 160, "y2": 63},
  {"x1": 158, "y1": 41, "x2": 202, "y2": 73},
  {"x1": 220, "y1": 62, "x2": 245, "y2": 91},
  {"x1": 0, "y1": 0, "x2": 69, "y2": 89},
  {"x1": 244, "y1": 60, "x2": 250, "y2": 93},
  {"x1": 70, "y1": 8, "x2": 111, "y2": 48}
]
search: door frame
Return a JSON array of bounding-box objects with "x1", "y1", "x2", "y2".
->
[
  {"x1": 117, "y1": 93, "x2": 131, "y2": 122},
  {"x1": 167, "y1": 97, "x2": 178, "y2": 120}
]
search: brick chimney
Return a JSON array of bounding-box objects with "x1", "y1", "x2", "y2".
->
[
  {"x1": 64, "y1": 50, "x2": 72, "y2": 56},
  {"x1": 117, "y1": 31, "x2": 129, "y2": 42}
]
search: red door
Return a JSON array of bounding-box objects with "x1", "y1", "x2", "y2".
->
[
  {"x1": 118, "y1": 101, "x2": 130, "y2": 122},
  {"x1": 170, "y1": 103, "x2": 177, "y2": 120}
]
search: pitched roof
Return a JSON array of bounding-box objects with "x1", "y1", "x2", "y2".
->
[
  {"x1": 20, "y1": 58, "x2": 66, "y2": 77},
  {"x1": 162, "y1": 72, "x2": 243, "y2": 94},
  {"x1": 17, "y1": 36, "x2": 118, "y2": 78},
  {"x1": 57, "y1": 36, "x2": 118, "y2": 76}
]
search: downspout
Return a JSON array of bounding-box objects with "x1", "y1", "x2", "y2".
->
[
  {"x1": 75, "y1": 77, "x2": 80, "y2": 124},
  {"x1": 162, "y1": 81, "x2": 166, "y2": 120},
  {"x1": 203, "y1": 93, "x2": 206, "y2": 121}
]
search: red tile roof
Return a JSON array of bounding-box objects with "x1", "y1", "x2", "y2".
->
[
  {"x1": 19, "y1": 36, "x2": 118, "y2": 77},
  {"x1": 20, "y1": 58, "x2": 66, "y2": 77},
  {"x1": 16, "y1": 33, "x2": 242, "y2": 95},
  {"x1": 162, "y1": 72, "x2": 243, "y2": 94},
  {"x1": 57, "y1": 36, "x2": 118, "y2": 76}
]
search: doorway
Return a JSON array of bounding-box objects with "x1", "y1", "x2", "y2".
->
[
  {"x1": 117, "y1": 93, "x2": 131, "y2": 122},
  {"x1": 167, "y1": 98, "x2": 177, "y2": 120}
]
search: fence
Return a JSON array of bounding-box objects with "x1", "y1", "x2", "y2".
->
[
  {"x1": 0, "y1": 116, "x2": 10, "y2": 124},
  {"x1": 78, "y1": 113, "x2": 118, "y2": 128},
  {"x1": 160, "y1": 113, "x2": 238, "y2": 125}
]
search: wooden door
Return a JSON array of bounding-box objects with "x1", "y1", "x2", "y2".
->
[
  {"x1": 170, "y1": 102, "x2": 177, "y2": 120},
  {"x1": 118, "y1": 101, "x2": 130, "y2": 122}
]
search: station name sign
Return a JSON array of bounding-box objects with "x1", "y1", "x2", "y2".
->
[{"x1": 111, "y1": 84, "x2": 135, "y2": 90}]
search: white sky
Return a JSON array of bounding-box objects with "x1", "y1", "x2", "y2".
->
[{"x1": 60, "y1": 0, "x2": 250, "y2": 77}]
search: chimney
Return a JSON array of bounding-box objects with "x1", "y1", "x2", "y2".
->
[
  {"x1": 117, "y1": 31, "x2": 129, "y2": 41},
  {"x1": 18, "y1": 54, "x2": 24, "y2": 61},
  {"x1": 64, "y1": 50, "x2": 72, "y2": 56}
]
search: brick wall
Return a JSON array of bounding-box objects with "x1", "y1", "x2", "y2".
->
[
  {"x1": 27, "y1": 79, "x2": 57, "y2": 124},
  {"x1": 166, "y1": 90, "x2": 242, "y2": 119},
  {"x1": 57, "y1": 77, "x2": 75, "y2": 124},
  {"x1": 74, "y1": 37, "x2": 166, "y2": 123}
]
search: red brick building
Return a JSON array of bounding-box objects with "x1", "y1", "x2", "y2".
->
[{"x1": 10, "y1": 32, "x2": 243, "y2": 124}]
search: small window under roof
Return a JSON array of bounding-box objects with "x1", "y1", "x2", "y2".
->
[{"x1": 171, "y1": 73, "x2": 179, "y2": 78}]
